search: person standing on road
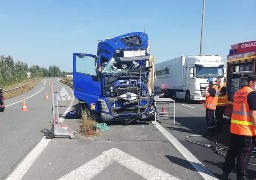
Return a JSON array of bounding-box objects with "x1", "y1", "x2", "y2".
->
[
  {"x1": 221, "y1": 74, "x2": 256, "y2": 180},
  {"x1": 204, "y1": 78, "x2": 218, "y2": 137},
  {"x1": 215, "y1": 85, "x2": 228, "y2": 133},
  {"x1": 216, "y1": 77, "x2": 224, "y2": 92}
]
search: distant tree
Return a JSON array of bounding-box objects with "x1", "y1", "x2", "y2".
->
[
  {"x1": 0, "y1": 54, "x2": 68, "y2": 86},
  {"x1": 48, "y1": 65, "x2": 62, "y2": 77},
  {"x1": 40, "y1": 67, "x2": 49, "y2": 77}
]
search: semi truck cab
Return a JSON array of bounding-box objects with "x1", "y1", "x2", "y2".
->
[
  {"x1": 155, "y1": 55, "x2": 224, "y2": 101},
  {"x1": 73, "y1": 32, "x2": 155, "y2": 122}
]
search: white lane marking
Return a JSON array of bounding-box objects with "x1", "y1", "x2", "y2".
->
[
  {"x1": 103, "y1": 148, "x2": 179, "y2": 180},
  {"x1": 6, "y1": 138, "x2": 51, "y2": 180},
  {"x1": 181, "y1": 104, "x2": 195, "y2": 108},
  {"x1": 152, "y1": 121, "x2": 218, "y2": 180},
  {"x1": 58, "y1": 153, "x2": 114, "y2": 180},
  {"x1": 6, "y1": 82, "x2": 75, "y2": 180},
  {"x1": 5, "y1": 86, "x2": 44, "y2": 107},
  {"x1": 5, "y1": 80, "x2": 48, "y2": 107},
  {"x1": 59, "y1": 148, "x2": 179, "y2": 180}
]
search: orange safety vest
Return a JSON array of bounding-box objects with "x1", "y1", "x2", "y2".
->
[
  {"x1": 204, "y1": 95, "x2": 218, "y2": 110},
  {"x1": 216, "y1": 85, "x2": 227, "y2": 106},
  {"x1": 231, "y1": 86, "x2": 256, "y2": 136},
  {"x1": 217, "y1": 95, "x2": 228, "y2": 106}
]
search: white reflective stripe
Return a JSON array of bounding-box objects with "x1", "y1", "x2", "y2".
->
[{"x1": 232, "y1": 110, "x2": 251, "y2": 116}]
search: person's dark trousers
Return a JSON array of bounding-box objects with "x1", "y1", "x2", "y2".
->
[
  {"x1": 205, "y1": 108, "x2": 215, "y2": 136},
  {"x1": 222, "y1": 134, "x2": 256, "y2": 179},
  {"x1": 215, "y1": 106, "x2": 225, "y2": 132}
]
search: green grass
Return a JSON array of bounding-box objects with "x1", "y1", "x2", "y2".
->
[{"x1": 80, "y1": 112, "x2": 101, "y2": 136}]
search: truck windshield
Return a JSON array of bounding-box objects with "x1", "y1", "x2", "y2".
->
[
  {"x1": 195, "y1": 66, "x2": 224, "y2": 78},
  {"x1": 101, "y1": 58, "x2": 124, "y2": 74}
]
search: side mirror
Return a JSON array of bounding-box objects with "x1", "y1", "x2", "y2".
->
[{"x1": 190, "y1": 67, "x2": 195, "y2": 78}]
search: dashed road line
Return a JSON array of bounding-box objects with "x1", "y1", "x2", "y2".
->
[{"x1": 181, "y1": 104, "x2": 195, "y2": 108}]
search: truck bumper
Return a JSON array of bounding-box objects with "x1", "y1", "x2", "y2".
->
[
  {"x1": 100, "y1": 112, "x2": 153, "y2": 122},
  {"x1": 192, "y1": 91, "x2": 205, "y2": 101}
]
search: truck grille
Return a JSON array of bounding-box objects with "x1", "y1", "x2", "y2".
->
[
  {"x1": 200, "y1": 83, "x2": 208, "y2": 97},
  {"x1": 108, "y1": 98, "x2": 149, "y2": 116}
]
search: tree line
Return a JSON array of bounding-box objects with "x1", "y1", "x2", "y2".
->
[{"x1": 0, "y1": 55, "x2": 68, "y2": 87}]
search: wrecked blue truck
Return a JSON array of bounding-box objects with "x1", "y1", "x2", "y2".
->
[{"x1": 73, "y1": 32, "x2": 155, "y2": 122}]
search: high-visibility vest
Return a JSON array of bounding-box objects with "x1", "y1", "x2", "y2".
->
[
  {"x1": 217, "y1": 95, "x2": 228, "y2": 106},
  {"x1": 204, "y1": 95, "x2": 218, "y2": 110},
  {"x1": 231, "y1": 86, "x2": 256, "y2": 136}
]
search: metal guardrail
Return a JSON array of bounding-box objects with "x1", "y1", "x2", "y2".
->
[
  {"x1": 3, "y1": 81, "x2": 33, "y2": 93},
  {"x1": 2, "y1": 79, "x2": 72, "y2": 93},
  {"x1": 59, "y1": 79, "x2": 73, "y2": 89}
]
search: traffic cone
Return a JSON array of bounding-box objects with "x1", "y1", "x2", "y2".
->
[
  {"x1": 45, "y1": 93, "x2": 49, "y2": 100},
  {"x1": 21, "y1": 99, "x2": 28, "y2": 112}
]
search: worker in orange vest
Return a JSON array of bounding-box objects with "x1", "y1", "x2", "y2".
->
[
  {"x1": 215, "y1": 78, "x2": 228, "y2": 133},
  {"x1": 221, "y1": 74, "x2": 256, "y2": 180},
  {"x1": 204, "y1": 78, "x2": 218, "y2": 137}
]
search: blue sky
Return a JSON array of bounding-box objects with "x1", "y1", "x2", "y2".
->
[{"x1": 0, "y1": 0, "x2": 255, "y2": 72}]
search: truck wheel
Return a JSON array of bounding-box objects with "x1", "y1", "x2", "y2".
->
[
  {"x1": 185, "y1": 91, "x2": 190, "y2": 102},
  {"x1": 163, "y1": 90, "x2": 169, "y2": 98},
  {"x1": 79, "y1": 102, "x2": 86, "y2": 113},
  {"x1": 171, "y1": 92, "x2": 176, "y2": 100}
]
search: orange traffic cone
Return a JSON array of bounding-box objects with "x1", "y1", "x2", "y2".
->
[
  {"x1": 45, "y1": 93, "x2": 49, "y2": 100},
  {"x1": 21, "y1": 99, "x2": 28, "y2": 112}
]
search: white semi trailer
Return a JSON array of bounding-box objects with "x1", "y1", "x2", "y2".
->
[{"x1": 155, "y1": 55, "x2": 225, "y2": 101}]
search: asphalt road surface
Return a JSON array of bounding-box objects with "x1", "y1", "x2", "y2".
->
[{"x1": 1, "y1": 79, "x2": 256, "y2": 180}]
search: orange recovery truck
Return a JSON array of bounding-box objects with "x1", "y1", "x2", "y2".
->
[{"x1": 225, "y1": 40, "x2": 256, "y2": 117}]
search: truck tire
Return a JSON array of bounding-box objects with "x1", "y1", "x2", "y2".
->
[
  {"x1": 79, "y1": 102, "x2": 86, "y2": 113},
  {"x1": 163, "y1": 90, "x2": 169, "y2": 98},
  {"x1": 171, "y1": 92, "x2": 176, "y2": 100},
  {"x1": 0, "y1": 107, "x2": 4, "y2": 112},
  {"x1": 185, "y1": 91, "x2": 190, "y2": 102}
]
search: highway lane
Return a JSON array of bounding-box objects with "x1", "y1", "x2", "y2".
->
[
  {"x1": 0, "y1": 78, "x2": 68, "y2": 179},
  {"x1": 15, "y1": 99, "x2": 210, "y2": 179},
  {"x1": 5, "y1": 93, "x2": 222, "y2": 180},
  {"x1": 21, "y1": 120, "x2": 206, "y2": 180},
  {"x1": 3, "y1": 83, "x2": 255, "y2": 180},
  {"x1": 160, "y1": 100, "x2": 256, "y2": 180}
]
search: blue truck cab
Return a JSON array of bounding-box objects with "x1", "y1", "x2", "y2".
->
[{"x1": 73, "y1": 32, "x2": 155, "y2": 122}]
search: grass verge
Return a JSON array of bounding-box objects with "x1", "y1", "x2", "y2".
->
[{"x1": 80, "y1": 112, "x2": 101, "y2": 136}]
